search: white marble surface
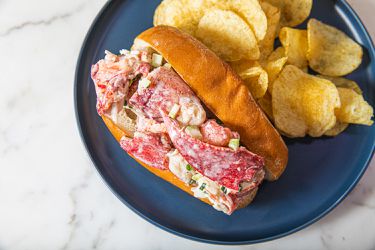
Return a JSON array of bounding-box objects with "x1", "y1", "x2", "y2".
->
[{"x1": 0, "y1": 0, "x2": 374, "y2": 249}]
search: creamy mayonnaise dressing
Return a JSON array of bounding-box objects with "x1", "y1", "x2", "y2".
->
[
  {"x1": 166, "y1": 149, "x2": 236, "y2": 213},
  {"x1": 166, "y1": 150, "x2": 193, "y2": 183}
]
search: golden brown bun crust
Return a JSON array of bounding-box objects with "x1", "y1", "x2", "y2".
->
[{"x1": 136, "y1": 26, "x2": 288, "y2": 181}]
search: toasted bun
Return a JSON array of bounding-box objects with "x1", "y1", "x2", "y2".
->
[{"x1": 136, "y1": 26, "x2": 288, "y2": 180}]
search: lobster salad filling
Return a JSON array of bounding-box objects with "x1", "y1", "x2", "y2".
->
[{"x1": 91, "y1": 48, "x2": 265, "y2": 214}]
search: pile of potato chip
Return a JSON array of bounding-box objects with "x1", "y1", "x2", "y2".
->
[{"x1": 154, "y1": 0, "x2": 374, "y2": 137}]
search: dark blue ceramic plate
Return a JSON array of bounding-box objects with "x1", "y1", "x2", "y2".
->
[{"x1": 75, "y1": 0, "x2": 375, "y2": 244}]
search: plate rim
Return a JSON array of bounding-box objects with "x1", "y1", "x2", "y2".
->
[{"x1": 74, "y1": 0, "x2": 375, "y2": 245}]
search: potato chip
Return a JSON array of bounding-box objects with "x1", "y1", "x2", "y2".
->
[
  {"x1": 267, "y1": 47, "x2": 287, "y2": 62},
  {"x1": 240, "y1": 67, "x2": 269, "y2": 99},
  {"x1": 230, "y1": 60, "x2": 268, "y2": 98},
  {"x1": 324, "y1": 121, "x2": 349, "y2": 137},
  {"x1": 211, "y1": 0, "x2": 268, "y2": 41},
  {"x1": 279, "y1": 27, "x2": 308, "y2": 71},
  {"x1": 335, "y1": 88, "x2": 374, "y2": 125},
  {"x1": 230, "y1": 59, "x2": 259, "y2": 73},
  {"x1": 258, "y1": 92, "x2": 274, "y2": 121},
  {"x1": 263, "y1": 0, "x2": 312, "y2": 27},
  {"x1": 317, "y1": 75, "x2": 362, "y2": 95},
  {"x1": 196, "y1": 9, "x2": 260, "y2": 61},
  {"x1": 154, "y1": 0, "x2": 207, "y2": 35},
  {"x1": 307, "y1": 19, "x2": 363, "y2": 76},
  {"x1": 259, "y1": 2, "x2": 281, "y2": 59},
  {"x1": 272, "y1": 65, "x2": 340, "y2": 137},
  {"x1": 262, "y1": 47, "x2": 288, "y2": 93}
]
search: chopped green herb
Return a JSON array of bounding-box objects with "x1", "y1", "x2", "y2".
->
[
  {"x1": 189, "y1": 179, "x2": 196, "y2": 185},
  {"x1": 239, "y1": 185, "x2": 243, "y2": 192},
  {"x1": 186, "y1": 164, "x2": 192, "y2": 171},
  {"x1": 216, "y1": 120, "x2": 224, "y2": 125},
  {"x1": 221, "y1": 186, "x2": 227, "y2": 194},
  {"x1": 199, "y1": 183, "x2": 206, "y2": 191}
]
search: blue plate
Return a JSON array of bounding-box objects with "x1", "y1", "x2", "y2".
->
[{"x1": 75, "y1": 0, "x2": 375, "y2": 244}]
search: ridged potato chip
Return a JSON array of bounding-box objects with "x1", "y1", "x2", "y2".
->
[
  {"x1": 335, "y1": 88, "x2": 374, "y2": 126},
  {"x1": 307, "y1": 19, "x2": 363, "y2": 76},
  {"x1": 324, "y1": 121, "x2": 349, "y2": 137},
  {"x1": 196, "y1": 9, "x2": 260, "y2": 61},
  {"x1": 230, "y1": 60, "x2": 268, "y2": 99},
  {"x1": 211, "y1": 0, "x2": 268, "y2": 41},
  {"x1": 263, "y1": 0, "x2": 312, "y2": 27},
  {"x1": 263, "y1": 47, "x2": 288, "y2": 94},
  {"x1": 272, "y1": 65, "x2": 340, "y2": 137},
  {"x1": 279, "y1": 27, "x2": 308, "y2": 71},
  {"x1": 154, "y1": 0, "x2": 207, "y2": 35},
  {"x1": 259, "y1": 2, "x2": 281, "y2": 59},
  {"x1": 258, "y1": 92, "x2": 274, "y2": 121},
  {"x1": 317, "y1": 75, "x2": 362, "y2": 95}
]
